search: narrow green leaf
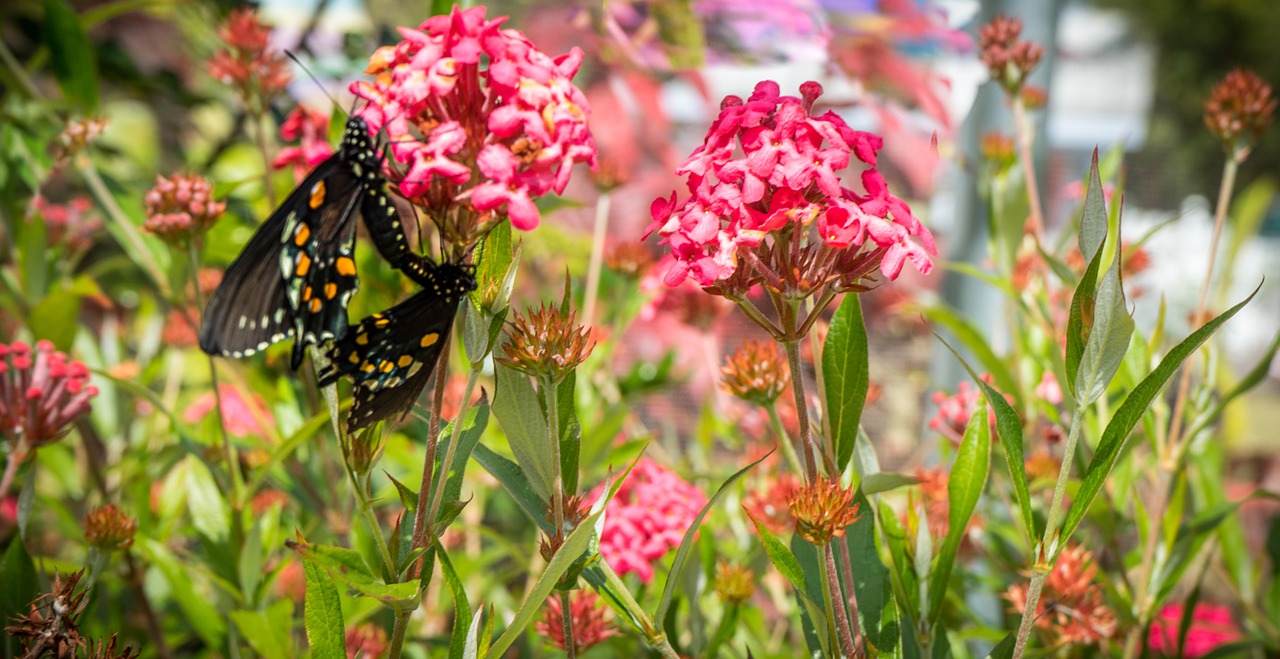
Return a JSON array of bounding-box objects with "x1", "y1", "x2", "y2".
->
[
  {"x1": 938, "y1": 336, "x2": 1036, "y2": 548},
  {"x1": 1065, "y1": 151, "x2": 1108, "y2": 397},
  {"x1": 846, "y1": 488, "x2": 898, "y2": 654},
  {"x1": 986, "y1": 631, "x2": 1016, "y2": 659},
  {"x1": 436, "y1": 542, "x2": 473, "y2": 659},
  {"x1": 556, "y1": 374, "x2": 580, "y2": 494},
  {"x1": 1059, "y1": 286, "x2": 1260, "y2": 551},
  {"x1": 463, "y1": 605, "x2": 487, "y2": 659},
  {"x1": 292, "y1": 541, "x2": 418, "y2": 605},
  {"x1": 0, "y1": 538, "x2": 38, "y2": 637},
  {"x1": 655, "y1": 451, "x2": 771, "y2": 625},
  {"x1": 28, "y1": 289, "x2": 82, "y2": 351},
  {"x1": 302, "y1": 556, "x2": 345, "y2": 659},
  {"x1": 230, "y1": 600, "x2": 294, "y2": 659},
  {"x1": 472, "y1": 443, "x2": 553, "y2": 533},
  {"x1": 752, "y1": 519, "x2": 808, "y2": 595},
  {"x1": 917, "y1": 305, "x2": 1018, "y2": 396},
  {"x1": 862, "y1": 472, "x2": 922, "y2": 495},
  {"x1": 790, "y1": 537, "x2": 831, "y2": 657},
  {"x1": 928, "y1": 399, "x2": 991, "y2": 623},
  {"x1": 43, "y1": 0, "x2": 99, "y2": 109},
  {"x1": 1075, "y1": 236, "x2": 1134, "y2": 406},
  {"x1": 182, "y1": 455, "x2": 229, "y2": 543},
  {"x1": 823, "y1": 294, "x2": 869, "y2": 472},
  {"x1": 1188, "y1": 327, "x2": 1280, "y2": 439},
  {"x1": 137, "y1": 539, "x2": 226, "y2": 646},
  {"x1": 485, "y1": 508, "x2": 603, "y2": 659},
  {"x1": 492, "y1": 364, "x2": 554, "y2": 501},
  {"x1": 438, "y1": 394, "x2": 491, "y2": 507}
]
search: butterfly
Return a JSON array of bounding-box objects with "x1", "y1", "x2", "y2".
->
[
  {"x1": 317, "y1": 261, "x2": 477, "y2": 432},
  {"x1": 199, "y1": 114, "x2": 423, "y2": 369}
]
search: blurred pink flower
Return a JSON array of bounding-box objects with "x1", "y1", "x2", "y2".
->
[
  {"x1": 183, "y1": 384, "x2": 274, "y2": 438},
  {"x1": 928, "y1": 379, "x2": 982, "y2": 442},
  {"x1": 272, "y1": 106, "x2": 334, "y2": 182},
  {"x1": 591, "y1": 458, "x2": 708, "y2": 583},
  {"x1": 208, "y1": 8, "x2": 290, "y2": 102},
  {"x1": 0, "y1": 340, "x2": 98, "y2": 447},
  {"x1": 351, "y1": 6, "x2": 596, "y2": 240},
  {"x1": 1035, "y1": 371, "x2": 1062, "y2": 405},
  {"x1": 29, "y1": 196, "x2": 101, "y2": 252},
  {"x1": 1149, "y1": 603, "x2": 1241, "y2": 657},
  {"x1": 639, "y1": 255, "x2": 735, "y2": 331},
  {"x1": 142, "y1": 173, "x2": 225, "y2": 244}
]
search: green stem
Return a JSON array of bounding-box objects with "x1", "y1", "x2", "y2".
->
[
  {"x1": 0, "y1": 38, "x2": 41, "y2": 98},
  {"x1": 189, "y1": 242, "x2": 244, "y2": 507},
  {"x1": 408, "y1": 335, "x2": 452, "y2": 580},
  {"x1": 543, "y1": 375, "x2": 574, "y2": 658},
  {"x1": 425, "y1": 367, "x2": 482, "y2": 539},
  {"x1": 1012, "y1": 402, "x2": 1087, "y2": 658},
  {"x1": 581, "y1": 190, "x2": 611, "y2": 328},
  {"x1": 781, "y1": 337, "x2": 822, "y2": 479},
  {"x1": 255, "y1": 110, "x2": 277, "y2": 208},
  {"x1": 1010, "y1": 94, "x2": 1044, "y2": 242},
  {"x1": 79, "y1": 161, "x2": 170, "y2": 297}
]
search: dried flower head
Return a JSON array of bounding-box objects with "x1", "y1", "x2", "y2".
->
[
  {"x1": 29, "y1": 196, "x2": 101, "y2": 252},
  {"x1": 539, "y1": 494, "x2": 591, "y2": 561},
  {"x1": 84, "y1": 503, "x2": 137, "y2": 551},
  {"x1": 743, "y1": 472, "x2": 801, "y2": 535},
  {"x1": 1149, "y1": 603, "x2": 1241, "y2": 657},
  {"x1": 351, "y1": 6, "x2": 597, "y2": 243},
  {"x1": 978, "y1": 15, "x2": 1044, "y2": 93},
  {"x1": 980, "y1": 132, "x2": 1016, "y2": 167},
  {"x1": 714, "y1": 562, "x2": 756, "y2": 605},
  {"x1": 604, "y1": 242, "x2": 656, "y2": 278},
  {"x1": 721, "y1": 339, "x2": 789, "y2": 406},
  {"x1": 535, "y1": 591, "x2": 615, "y2": 654},
  {"x1": 591, "y1": 458, "x2": 708, "y2": 583},
  {"x1": 273, "y1": 106, "x2": 335, "y2": 183},
  {"x1": 1004, "y1": 544, "x2": 1117, "y2": 646},
  {"x1": 1204, "y1": 68, "x2": 1275, "y2": 157},
  {"x1": 0, "y1": 340, "x2": 98, "y2": 448},
  {"x1": 208, "y1": 8, "x2": 291, "y2": 105},
  {"x1": 85, "y1": 634, "x2": 141, "y2": 659},
  {"x1": 646, "y1": 81, "x2": 935, "y2": 298},
  {"x1": 498, "y1": 304, "x2": 595, "y2": 383},
  {"x1": 52, "y1": 117, "x2": 109, "y2": 163},
  {"x1": 5, "y1": 570, "x2": 89, "y2": 657},
  {"x1": 142, "y1": 173, "x2": 226, "y2": 244},
  {"x1": 1020, "y1": 85, "x2": 1048, "y2": 110},
  {"x1": 788, "y1": 477, "x2": 861, "y2": 546},
  {"x1": 344, "y1": 623, "x2": 388, "y2": 659}
]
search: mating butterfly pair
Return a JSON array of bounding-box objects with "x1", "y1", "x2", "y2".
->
[{"x1": 198, "y1": 115, "x2": 475, "y2": 431}]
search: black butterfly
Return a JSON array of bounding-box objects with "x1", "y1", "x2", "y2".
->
[
  {"x1": 199, "y1": 114, "x2": 424, "y2": 369},
  {"x1": 317, "y1": 261, "x2": 477, "y2": 432}
]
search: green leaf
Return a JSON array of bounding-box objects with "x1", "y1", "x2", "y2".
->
[
  {"x1": 823, "y1": 294, "x2": 869, "y2": 472},
  {"x1": 43, "y1": 0, "x2": 99, "y2": 109},
  {"x1": 1187, "y1": 327, "x2": 1280, "y2": 439},
  {"x1": 1074, "y1": 234, "x2": 1134, "y2": 406},
  {"x1": 556, "y1": 374, "x2": 581, "y2": 495},
  {"x1": 1066, "y1": 151, "x2": 1108, "y2": 398},
  {"x1": 492, "y1": 364, "x2": 554, "y2": 501},
  {"x1": 182, "y1": 455, "x2": 229, "y2": 543},
  {"x1": 928, "y1": 399, "x2": 990, "y2": 623},
  {"x1": 0, "y1": 538, "x2": 38, "y2": 641},
  {"x1": 229, "y1": 600, "x2": 294, "y2": 659},
  {"x1": 28, "y1": 288, "x2": 83, "y2": 351},
  {"x1": 655, "y1": 451, "x2": 771, "y2": 627},
  {"x1": 437, "y1": 394, "x2": 491, "y2": 508},
  {"x1": 238, "y1": 518, "x2": 265, "y2": 603},
  {"x1": 752, "y1": 519, "x2": 808, "y2": 596},
  {"x1": 917, "y1": 305, "x2": 1018, "y2": 396},
  {"x1": 862, "y1": 472, "x2": 921, "y2": 495},
  {"x1": 938, "y1": 337, "x2": 1036, "y2": 548},
  {"x1": 846, "y1": 489, "x2": 899, "y2": 655},
  {"x1": 137, "y1": 538, "x2": 226, "y2": 647},
  {"x1": 292, "y1": 540, "x2": 418, "y2": 606},
  {"x1": 302, "y1": 556, "x2": 345, "y2": 659},
  {"x1": 986, "y1": 631, "x2": 1016, "y2": 659},
  {"x1": 484, "y1": 508, "x2": 603, "y2": 659},
  {"x1": 436, "y1": 542, "x2": 473, "y2": 659},
  {"x1": 246, "y1": 408, "x2": 336, "y2": 496},
  {"x1": 472, "y1": 443, "x2": 553, "y2": 533},
  {"x1": 1058, "y1": 286, "x2": 1260, "y2": 552},
  {"x1": 789, "y1": 535, "x2": 831, "y2": 657}
]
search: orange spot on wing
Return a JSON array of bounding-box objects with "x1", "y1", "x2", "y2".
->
[
  {"x1": 294, "y1": 223, "x2": 311, "y2": 246},
  {"x1": 296, "y1": 254, "x2": 312, "y2": 276},
  {"x1": 419, "y1": 333, "x2": 439, "y2": 348},
  {"x1": 336, "y1": 256, "x2": 356, "y2": 276},
  {"x1": 324, "y1": 282, "x2": 337, "y2": 299},
  {"x1": 308, "y1": 181, "x2": 327, "y2": 209}
]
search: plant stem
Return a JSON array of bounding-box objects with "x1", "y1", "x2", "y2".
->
[
  {"x1": 1010, "y1": 94, "x2": 1044, "y2": 242},
  {"x1": 1121, "y1": 153, "x2": 1240, "y2": 659},
  {"x1": 581, "y1": 189, "x2": 611, "y2": 329},
  {"x1": 1012, "y1": 402, "x2": 1087, "y2": 658},
  {"x1": 0, "y1": 441, "x2": 24, "y2": 497},
  {"x1": 765, "y1": 404, "x2": 804, "y2": 477},
  {"x1": 189, "y1": 242, "x2": 244, "y2": 508},
  {"x1": 782, "y1": 338, "x2": 820, "y2": 480},
  {"x1": 79, "y1": 161, "x2": 169, "y2": 297},
  {"x1": 408, "y1": 336, "x2": 452, "y2": 581},
  {"x1": 255, "y1": 110, "x2": 277, "y2": 208},
  {"x1": 125, "y1": 549, "x2": 175, "y2": 659},
  {"x1": 543, "y1": 375, "x2": 574, "y2": 657},
  {"x1": 560, "y1": 590, "x2": 577, "y2": 659},
  {"x1": 425, "y1": 367, "x2": 481, "y2": 539},
  {"x1": 825, "y1": 545, "x2": 858, "y2": 657}
]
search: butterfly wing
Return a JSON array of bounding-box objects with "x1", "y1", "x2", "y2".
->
[{"x1": 317, "y1": 288, "x2": 462, "y2": 432}]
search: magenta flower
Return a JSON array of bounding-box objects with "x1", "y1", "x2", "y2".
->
[
  {"x1": 350, "y1": 6, "x2": 597, "y2": 241},
  {"x1": 0, "y1": 340, "x2": 97, "y2": 448},
  {"x1": 1149, "y1": 603, "x2": 1241, "y2": 658},
  {"x1": 273, "y1": 106, "x2": 334, "y2": 182},
  {"x1": 183, "y1": 384, "x2": 275, "y2": 438},
  {"x1": 590, "y1": 458, "x2": 708, "y2": 583},
  {"x1": 646, "y1": 81, "x2": 935, "y2": 296}
]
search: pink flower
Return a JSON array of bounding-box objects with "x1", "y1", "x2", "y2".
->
[
  {"x1": 142, "y1": 173, "x2": 226, "y2": 244},
  {"x1": 272, "y1": 106, "x2": 334, "y2": 182},
  {"x1": 183, "y1": 384, "x2": 274, "y2": 438},
  {"x1": 928, "y1": 380, "x2": 982, "y2": 441},
  {"x1": 350, "y1": 6, "x2": 597, "y2": 241},
  {"x1": 208, "y1": 8, "x2": 290, "y2": 101},
  {"x1": 1035, "y1": 371, "x2": 1063, "y2": 405},
  {"x1": 29, "y1": 196, "x2": 101, "y2": 252},
  {"x1": 0, "y1": 340, "x2": 97, "y2": 448},
  {"x1": 646, "y1": 81, "x2": 935, "y2": 292},
  {"x1": 591, "y1": 458, "x2": 708, "y2": 583},
  {"x1": 1149, "y1": 603, "x2": 1241, "y2": 657}
]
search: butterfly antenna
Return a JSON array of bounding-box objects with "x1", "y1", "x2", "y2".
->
[{"x1": 285, "y1": 50, "x2": 342, "y2": 112}]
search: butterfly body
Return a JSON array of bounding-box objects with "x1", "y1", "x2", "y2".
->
[
  {"x1": 200, "y1": 115, "x2": 407, "y2": 369},
  {"x1": 317, "y1": 261, "x2": 477, "y2": 431}
]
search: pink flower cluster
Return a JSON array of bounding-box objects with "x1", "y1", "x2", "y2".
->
[
  {"x1": 273, "y1": 106, "x2": 334, "y2": 183},
  {"x1": 1149, "y1": 603, "x2": 1241, "y2": 657},
  {"x1": 645, "y1": 80, "x2": 936, "y2": 289},
  {"x1": 928, "y1": 379, "x2": 982, "y2": 441},
  {"x1": 30, "y1": 196, "x2": 101, "y2": 252},
  {"x1": 183, "y1": 384, "x2": 275, "y2": 438},
  {"x1": 208, "y1": 8, "x2": 290, "y2": 100},
  {"x1": 591, "y1": 458, "x2": 708, "y2": 583},
  {"x1": 143, "y1": 173, "x2": 225, "y2": 243},
  {"x1": 0, "y1": 340, "x2": 97, "y2": 447},
  {"x1": 351, "y1": 6, "x2": 597, "y2": 233}
]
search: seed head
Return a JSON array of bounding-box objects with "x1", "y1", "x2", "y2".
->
[
  {"x1": 721, "y1": 340, "x2": 789, "y2": 407},
  {"x1": 535, "y1": 591, "x2": 616, "y2": 655},
  {"x1": 5, "y1": 570, "x2": 89, "y2": 657},
  {"x1": 714, "y1": 562, "x2": 756, "y2": 605},
  {"x1": 84, "y1": 503, "x2": 137, "y2": 552},
  {"x1": 788, "y1": 477, "x2": 861, "y2": 546},
  {"x1": 979, "y1": 15, "x2": 1043, "y2": 93},
  {"x1": 498, "y1": 304, "x2": 595, "y2": 383},
  {"x1": 1204, "y1": 68, "x2": 1275, "y2": 158}
]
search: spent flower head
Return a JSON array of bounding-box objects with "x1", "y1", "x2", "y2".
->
[
  {"x1": 535, "y1": 591, "x2": 615, "y2": 655},
  {"x1": 788, "y1": 477, "x2": 861, "y2": 546},
  {"x1": 85, "y1": 635, "x2": 140, "y2": 659},
  {"x1": 743, "y1": 472, "x2": 801, "y2": 535},
  {"x1": 1204, "y1": 68, "x2": 1275, "y2": 159},
  {"x1": 52, "y1": 117, "x2": 108, "y2": 164},
  {"x1": 351, "y1": 6, "x2": 597, "y2": 243},
  {"x1": 84, "y1": 503, "x2": 137, "y2": 552},
  {"x1": 645, "y1": 80, "x2": 935, "y2": 302},
  {"x1": 0, "y1": 340, "x2": 97, "y2": 448},
  {"x1": 714, "y1": 562, "x2": 756, "y2": 605},
  {"x1": 208, "y1": 8, "x2": 291, "y2": 106},
  {"x1": 30, "y1": 196, "x2": 101, "y2": 252},
  {"x1": 5, "y1": 570, "x2": 89, "y2": 658},
  {"x1": 273, "y1": 106, "x2": 335, "y2": 182},
  {"x1": 143, "y1": 173, "x2": 226, "y2": 244},
  {"x1": 978, "y1": 15, "x2": 1043, "y2": 94},
  {"x1": 1004, "y1": 544, "x2": 1116, "y2": 647},
  {"x1": 498, "y1": 303, "x2": 594, "y2": 383},
  {"x1": 721, "y1": 339, "x2": 789, "y2": 406}
]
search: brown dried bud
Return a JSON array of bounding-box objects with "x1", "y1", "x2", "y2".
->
[
  {"x1": 1204, "y1": 68, "x2": 1275, "y2": 157},
  {"x1": 604, "y1": 242, "x2": 656, "y2": 278},
  {"x1": 788, "y1": 477, "x2": 861, "y2": 546},
  {"x1": 84, "y1": 503, "x2": 137, "y2": 551},
  {"x1": 5, "y1": 570, "x2": 89, "y2": 657},
  {"x1": 498, "y1": 304, "x2": 595, "y2": 383},
  {"x1": 721, "y1": 340, "x2": 789, "y2": 407},
  {"x1": 713, "y1": 562, "x2": 756, "y2": 605}
]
